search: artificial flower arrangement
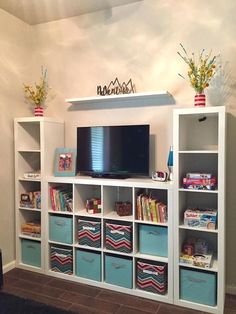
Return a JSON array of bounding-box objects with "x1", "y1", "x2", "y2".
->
[
  {"x1": 23, "y1": 67, "x2": 50, "y2": 108},
  {"x1": 178, "y1": 44, "x2": 218, "y2": 94}
]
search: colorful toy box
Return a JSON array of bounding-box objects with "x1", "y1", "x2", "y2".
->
[{"x1": 184, "y1": 208, "x2": 217, "y2": 230}]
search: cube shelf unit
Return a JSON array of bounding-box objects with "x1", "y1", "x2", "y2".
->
[
  {"x1": 45, "y1": 176, "x2": 173, "y2": 304},
  {"x1": 173, "y1": 106, "x2": 225, "y2": 314},
  {"x1": 14, "y1": 117, "x2": 64, "y2": 272}
]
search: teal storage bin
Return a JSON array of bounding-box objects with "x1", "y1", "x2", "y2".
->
[
  {"x1": 76, "y1": 249, "x2": 101, "y2": 281},
  {"x1": 139, "y1": 224, "x2": 167, "y2": 257},
  {"x1": 22, "y1": 239, "x2": 41, "y2": 267},
  {"x1": 105, "y1": 254, "x2": 132, "y2": 288},
  {"x1": 180, "y1": 268, "x2": 217, "y2": 306},
  {"x1": 49, "y1": 215, "x2": 73, "y2": 244}
]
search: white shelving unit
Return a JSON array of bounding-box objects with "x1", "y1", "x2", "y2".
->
[
  {"x1": 14, "y1": 117, "x2": 64, "y2": 273},
  {"x1": 45, "y1": 176, "x2": 174, "y2": 304},
  {"x1": 173, "y1": 106, "x2": 226, "y2": 314},
  {"x1": 65, "y1": 91, "x2": 174, "y2": 107}
]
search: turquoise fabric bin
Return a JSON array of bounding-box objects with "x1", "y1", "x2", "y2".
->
[
  {"x1": 180, "y1": 268, "x2": 217, "y2": 306},
  {"x1": 22, "y1": 239, "x2": 41, "y2": 267},
  {"x1": 139, "y1": 224, "x2": 167, "y2": 257},
  {"x1": 76, "y1": 249, "x2": 101, "y2": 281},
  {"x1": 49, "y1": 215, "x2": 73, "y2": 244},
  {"x1": 105, "y1": 254, "x2": 132, "y2": 288}
]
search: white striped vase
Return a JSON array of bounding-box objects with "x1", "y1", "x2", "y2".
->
[
  {"x1": 34, "y1": 107, "x2": 44, "y2": 117},
  {"x1": 194, "y1": 93, "x2": 206, "y2": 107}
]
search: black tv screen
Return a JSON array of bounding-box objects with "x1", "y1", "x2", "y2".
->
[{"x1": 77, "y1": 125, "x2": 149, "y2": 178}]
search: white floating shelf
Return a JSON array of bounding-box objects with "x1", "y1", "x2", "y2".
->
[{"x1": 65, "y1": 91, "x2": 174, "y2": 107}]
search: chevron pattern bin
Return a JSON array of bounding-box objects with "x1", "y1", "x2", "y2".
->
[
  {"x1": 78, "y1": 219, "x2": 101, "y2": 248},
  {"x1": 137, "y1": 261, "x2": 167, "y2": 295},
  {"x1": 50, "y1": 246, "x2": 73, "y2": 275},
  {"x1": 105, "y1": 222, "x2": 132, "y2": 253}
]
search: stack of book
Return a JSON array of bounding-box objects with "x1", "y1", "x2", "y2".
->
[
  {"x1": 136, "y1": 194, "x2": 167, "y2": 223},
  {"x1": 21, "y1": 221, "x2": 41, "y2": 238},
  {"x1": 20, "y1": 191, "x2": 41, "y2": 209},
  {"x1": 49, "y1": 186, "x2": 72, "y2": 212}
]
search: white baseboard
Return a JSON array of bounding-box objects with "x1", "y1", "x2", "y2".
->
[
  {"x1": 226, "y1": 284, "x2": 236, "y2": 295},
  {"x1": 3, "y1": 260, "x2": 16, "y2": 273}
]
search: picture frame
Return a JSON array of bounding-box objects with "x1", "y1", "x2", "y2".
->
[{"x1": 54, "y1": 148, "x2": 77, "y2": 177}]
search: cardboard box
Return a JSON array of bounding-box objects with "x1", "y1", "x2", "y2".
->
[{"x1": 184, "y1": 208, "x2": 217, "y2": 230}]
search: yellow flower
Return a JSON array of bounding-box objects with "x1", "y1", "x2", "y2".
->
[
  {"x1": 23, "y1": 67, "x2": 50, "y2": 108},
  {"x1": 178, "y1": 44, "x2": 218, "y2": 93}
]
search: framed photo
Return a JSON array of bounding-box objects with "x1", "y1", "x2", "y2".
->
[{"x1": 54, "y1": 148, "x2": 77, "y2": 177}]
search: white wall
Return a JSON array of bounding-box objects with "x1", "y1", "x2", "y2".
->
[
  {"x1": 0, "y1": 9, "x2": 35, "y2": 269},
  {"x1": 1, "y1": 0, "x2": 236, "y2": 289}
]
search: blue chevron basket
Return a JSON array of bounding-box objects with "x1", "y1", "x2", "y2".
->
[
  {"x1": 137, "y1": 261, "x2": 167, "y2": 295},
  {"x1": 50, "y1": 246, "x2": 73, "y2": 275},
  {"x1": 78, "y1": 219, "x2": 101, "y2": 248},
  {"x1": 105, "y1": 222, "x2": 132, "y2": 253}
]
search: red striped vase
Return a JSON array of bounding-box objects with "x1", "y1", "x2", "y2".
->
[
  {"x1": 194, "y1": 93, "x2": 206, "y2": 107},
  {"x1": 34, "y1": 107, "x2": 44, "y2": 117}
]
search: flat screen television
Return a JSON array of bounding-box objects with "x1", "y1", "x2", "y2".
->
[{"x1": 77, "y1": 124, "x2": 150, "y2": 178}]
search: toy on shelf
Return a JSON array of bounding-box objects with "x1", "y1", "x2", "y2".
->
[
  {"x1": 184, "y1": 208, "x2": 217, "y2": 230},
  {"x1": 182, "y1": 172, "x2": 217, "y2": 190},
  {"x1": 180, "y1": 237, "x2": 213, "y2": 269}
]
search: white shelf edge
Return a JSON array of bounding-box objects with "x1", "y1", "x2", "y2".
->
[
  {"x1": 135, "y1": 252, "x2": 168, "y2": 263},
  {"x1": 18, "y1": 177, "x2": 41, "y2": 182},
  {"x1": 19, "y1": 235, "x2": 41, "y2": 241},
  {"x1": 17, "y1": 149, "x2": 41, "y2": 153},
  {"x1": 75, "y1": 209, "x2": 102, "y2": 218},
  {"x1": 14, "y1": 117, "x2": 64, "y2": 123},
  {"x1": 103, "y1": 248, "x2": 133, "y2": 257},
  {"x1": 65, "y1": 91, "x2": 172, "y2": 105},
  {"x1": 179, "y1": 225, "x2": 218, "y2": 233},
  {"x1": 19, "y1": 206, "x2": 41, "y2": 212},
  {"x1": 48, "y1": 210, "x2": 73, "y2": 215},
  {"x1": 179, "y1": 150, "x2": 218, "y2": 154},
  {"x1": 134, "y1": 219, "x2": 168, "y2": 226},
  {"x1": 103, "y1": 211, "x2": 133, "y2": 221},
  {"x1": 74, "y1": 244, "x2": 102, "y2": 252},
  {"x1": 178, "y1": 188, "x2": 218, "y2": 194},
  {"x1": 179, "y1": 258, "x2": 218, "y2": 272}
]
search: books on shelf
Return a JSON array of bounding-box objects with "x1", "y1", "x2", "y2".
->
[
  {"x1": 21, "y1": 221, "x2": 41, "y2": 238},
  {"x1": 49, "y1": 186, "x2": 72, "y2": 212},
  {"x1": 20, "y1": 191, "x2": 41, "y2": 209},
  {"x1": 136, "y1": 194, "x2": 167, "y2": 223}
]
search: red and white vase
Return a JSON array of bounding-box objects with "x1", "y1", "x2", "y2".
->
[
  {"x1": 194, "y1": 92, "x2": 206, "y2": 107},
  {"x1": 34, "y1": 107, "x2": 44, "y2": 117}
]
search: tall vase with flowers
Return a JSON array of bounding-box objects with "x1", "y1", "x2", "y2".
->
[
  {"x1": 24, "y1": 67, "x2": 50, "y2": 116},
  {"x1": 178, "y1": 44, "x2": 218, "y2": 107}
]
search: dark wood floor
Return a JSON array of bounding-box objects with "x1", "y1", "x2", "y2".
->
[{"x1": 1, "y1": 268, "x2": 236, "y2": 313}]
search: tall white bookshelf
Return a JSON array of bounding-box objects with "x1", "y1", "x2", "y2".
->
[
  {"x1": 173, "y1": 106, "x2": 226, "y2": 314},
  {"x1": 14, "y1": 117, "x2": 64, "y2": 273}
]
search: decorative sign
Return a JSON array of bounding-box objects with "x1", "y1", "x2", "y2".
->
[{"x1": 97, "y1": 77, "x2": 136, "y2": 96}]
